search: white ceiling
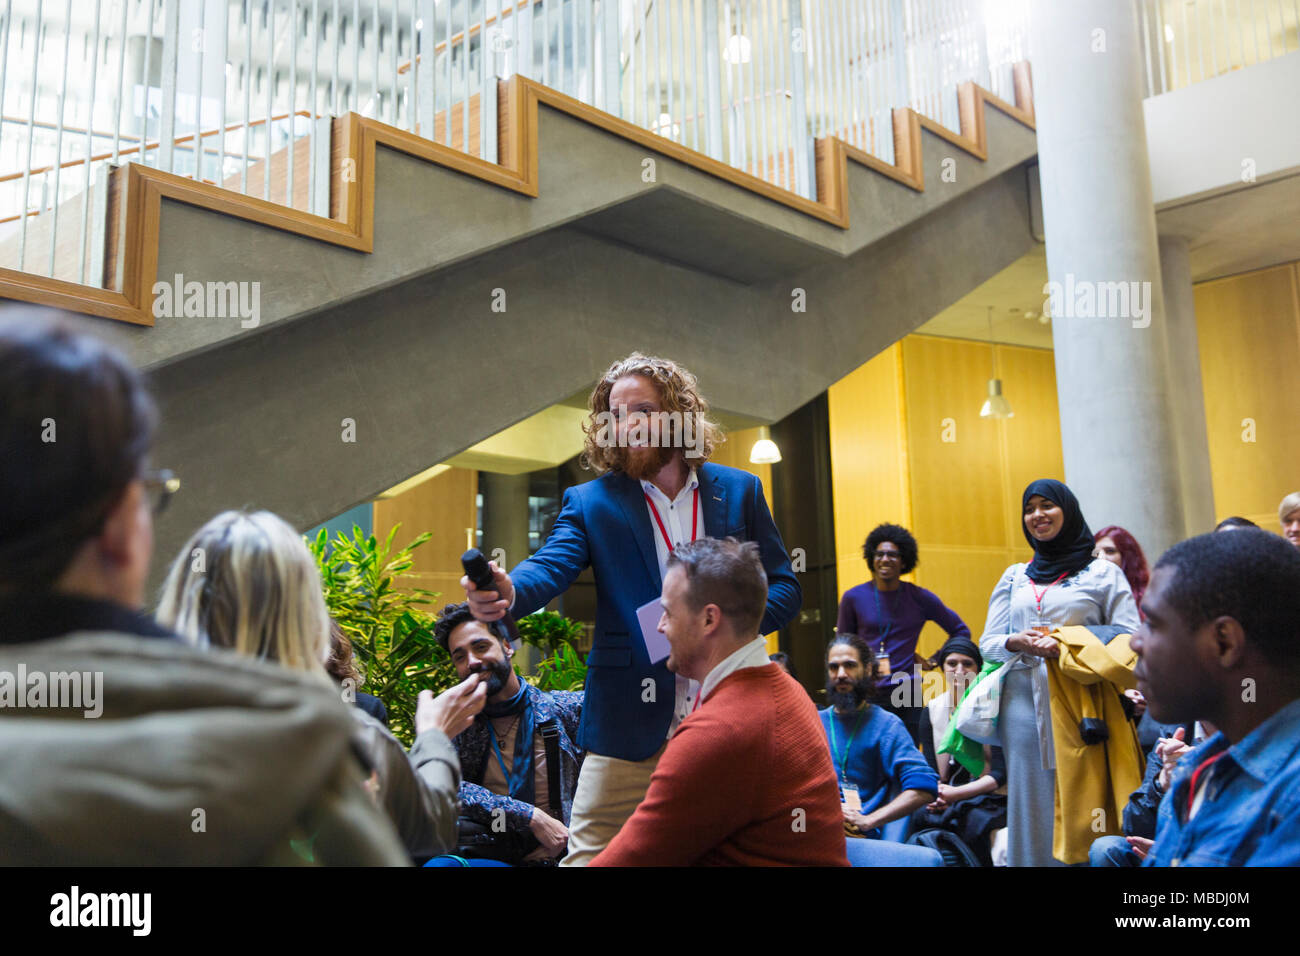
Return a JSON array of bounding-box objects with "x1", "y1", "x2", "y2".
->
[
  {"x1": 914, "y1": 245, "x2": 1053, "y2": 348},
  {"x1": 917, "y1": 169, "x2": 1300, "y2": 349}
]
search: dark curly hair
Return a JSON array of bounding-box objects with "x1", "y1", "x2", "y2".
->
[
  {"x1": 433, "y1": 601, "x2": 510, "y2": 652},
  {"x1": 1214, "y1": 516, "x2": 1258, "y2": 531},
  {"x1": 1153, "y1": 530, "x2": 1300, "y2": 659},
  {"x1": 863, "y1": 523, "x2": 918, "y2": 575}
]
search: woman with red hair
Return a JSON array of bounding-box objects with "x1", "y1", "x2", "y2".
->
[{"x1": 1092, "y1": 525, "x2": 1150, "y2": 614}]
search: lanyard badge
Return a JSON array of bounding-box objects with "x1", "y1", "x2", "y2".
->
[{"x1": 840, "y1": 782, "x2": 862, "y2": 813}]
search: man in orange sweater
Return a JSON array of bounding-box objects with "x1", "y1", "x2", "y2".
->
[{"x1": 591, "y1": 538, "x2": 848, "y2": 866}]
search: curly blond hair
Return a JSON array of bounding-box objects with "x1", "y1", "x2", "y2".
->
[{"x1": 581, "y1": 352, "x2": 725, "y2": 474}]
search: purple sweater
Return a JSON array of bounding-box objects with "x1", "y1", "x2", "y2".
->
[{"x1": 836, "y1": 581, "x2": 970, "y2": 689}]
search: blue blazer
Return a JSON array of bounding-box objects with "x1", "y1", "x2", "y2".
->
[{"x1": 510, "y1": 461, "x2": 801, "y2": 761}]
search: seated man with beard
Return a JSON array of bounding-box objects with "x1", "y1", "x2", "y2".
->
[
  {"x1": 822, "y1": 633, "x2": 938, "y2": 840},
  {"x1": 434, "y1": 603, "x2": 584, "y2": 865}
]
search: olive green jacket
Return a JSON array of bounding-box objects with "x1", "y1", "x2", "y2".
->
[
  {"x1": 351, "y1": 708, "x2": 461, "y2": 859},
  {"x1": 0, "y1": 632, "x2": 429, "y2": 865}
]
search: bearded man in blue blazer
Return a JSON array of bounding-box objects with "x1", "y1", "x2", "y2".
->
[{"x1": 463, "y1": 352, "x2": 801, "y2": 865}]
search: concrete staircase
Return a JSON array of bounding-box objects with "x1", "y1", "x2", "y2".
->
[{"x1": 0, "y1": 73, "x2": 1039, "y2": 566}]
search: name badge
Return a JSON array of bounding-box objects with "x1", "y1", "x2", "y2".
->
[
  {"x1": 875, "y1": 651, "x2": 891, "y2": 678},
  {"x1": 841, "y1": 783, "x2": 862, "y2": 813}
]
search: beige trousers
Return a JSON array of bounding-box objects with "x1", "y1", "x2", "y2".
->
[{"x1": 559, "y1": 743, "x2": 667, "y2": 867}]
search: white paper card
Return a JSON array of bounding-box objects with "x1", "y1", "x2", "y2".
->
[{"x1": 637, "y1": 597, "x2": 671, "y2": 664}]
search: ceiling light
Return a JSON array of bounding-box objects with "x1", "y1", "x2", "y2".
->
[
  {"x1": 980, "y1": 379, "x2": 1015, "y2": 419},
  {"x1": 749, "y1": 425, "x2": 781, "y2": 464},
  {"x1": 979, "y1": 305, "x2": 1014, "y2": 419}
]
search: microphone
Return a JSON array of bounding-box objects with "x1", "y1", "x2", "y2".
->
[
  {"x1": 462, "y1": 548, "x2": 520, "y2": 646},
  {"x1": 461, "y1": 548, "x2": 496, "y2": 592}
]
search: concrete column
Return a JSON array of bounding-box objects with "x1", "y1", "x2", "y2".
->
[
  {"x1": 1031, "y1": 0, "x2": 1185, "y2": 560},
  {"x1": 480, "y1": 471, "x2": 531, "y2": 578},
  {"x1": 479, "y1": 471, "x2": 536, "y2": 667},
  {"x1": 1158, "y1": 234, "x2": 1216, "y2": 536}
]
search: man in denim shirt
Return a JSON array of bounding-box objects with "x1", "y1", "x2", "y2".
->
[{"x1": 1131, "y1": 530, "x2": 1300, "y2": 866}]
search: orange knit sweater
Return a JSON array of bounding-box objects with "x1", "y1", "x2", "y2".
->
[{"x1": 590, "y1": 664, "x2": 849, "y2": 866}]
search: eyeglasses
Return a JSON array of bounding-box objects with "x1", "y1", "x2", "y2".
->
[
  {"x1": 872, "y1": 550, "x2": 901, "y2": 560},
  {"x1": 142, "y1": 469, "x2": 181, "y2": 516}
]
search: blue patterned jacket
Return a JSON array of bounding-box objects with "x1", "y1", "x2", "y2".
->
[{"x1": 455, "y1": 683, "x2": 584, "y2": 834}]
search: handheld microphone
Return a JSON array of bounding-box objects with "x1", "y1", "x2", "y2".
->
[
  {"x1": 461, "y1": 548, "x2": 496, "y2": 592},
  {"x1": 461, "y1": 548, "x2": 520, "y2": 645}
]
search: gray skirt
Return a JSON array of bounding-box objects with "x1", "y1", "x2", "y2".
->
[{"x1": 999, "y1": 666, "x2": 1064, "y2": 867}]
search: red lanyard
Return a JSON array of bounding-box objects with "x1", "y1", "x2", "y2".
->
[
  {"x1": 645, "y1": 485, "x2": 699, "y2": 554},
  {"x1": 1186, "y1": 750, "x2": 1228, "y2": 819},
  {"x1": 1029, "y1": 571, "x2": 1068, "y2": 617}
]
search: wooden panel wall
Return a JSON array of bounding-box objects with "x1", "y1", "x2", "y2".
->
[
  {"x1": 827, "y1": 344, "x2": 911, "y2": 608},
  {"x1": 709, "y1": 425, "x2": 773, "y2": 512},
  {"x1": 818, "y1": 261, "x2": 1300, "y2": 668},
  {"x1": 1194, "y1": 261, "x2": 1300, "y2": 529},
  {"x1": 998, "y1": 342, "x2": 1067, "y2": 542},
  {"x1": 371, "y1": 466, "x2": 479, "y2": 606},
  {"x1": 829, "y1": 336, "x2": 1063, "y2": 664},
  {"x1": 903, "y1": 337, "x2": 1062, "y2": 658}
]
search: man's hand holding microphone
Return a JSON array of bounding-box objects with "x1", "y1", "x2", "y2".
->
[
  {"x1": 410, "y1": 550, "x2": 519, "y2": 740},
  {"x1": 461, "y1": 553, "x2": 515, "y2": 623}
]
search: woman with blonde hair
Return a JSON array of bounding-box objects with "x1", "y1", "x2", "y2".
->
[{"x1": 157, "y1": 509, "x2": 479, "y2": 861}]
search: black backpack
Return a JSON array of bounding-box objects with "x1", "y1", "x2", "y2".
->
[
  {"x1": 906, "y1": 828, "x2": 985, "y2": 867},
  {"x1": 453, "y1": 718, "x2": 564, "y2": 866}
]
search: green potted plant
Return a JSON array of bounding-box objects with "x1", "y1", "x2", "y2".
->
[
  {"x1": 308, "y1": 524, "x2": 457, "y2": 746},
  {"x1": 516, "y1": 610, "x2": 587, "y2": 692}
]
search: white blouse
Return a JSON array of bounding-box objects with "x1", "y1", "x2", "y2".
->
[{"x1": 979, "y1": 557, "x2": 1140, "y2": 769}]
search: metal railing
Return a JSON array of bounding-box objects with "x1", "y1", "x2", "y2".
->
[
  {"x1": 1139, "y1": 0, "x2": 1300, "y2": 97},
  {"x1": 0, "y1": 0, "x2": 1032, "y2": 289}
]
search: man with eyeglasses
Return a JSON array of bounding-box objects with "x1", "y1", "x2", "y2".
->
[
  {"x1": 836, "y1": 523, "x2": 971, "y2": 746},
  {"x1": 0, "y1": 311, "x2": 418, "y2": 865}
]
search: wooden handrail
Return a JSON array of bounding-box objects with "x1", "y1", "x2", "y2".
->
[
  {"x1": 0, "y1": 115, "x2": 145, "y2": 142},
  {"x1": 397, "y1": 0, "x2": 536, "y2": 74},
  {"x1": 0, "y1": 62, "x2": 1034, "y2": 326},
  {"x1": 0, "y1": 110, "x2": 315, "y2": 185}
]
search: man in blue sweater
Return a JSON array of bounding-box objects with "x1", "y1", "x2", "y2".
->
[{"x1": 822, "y1": 633, "x2": 937, "y2": 839}]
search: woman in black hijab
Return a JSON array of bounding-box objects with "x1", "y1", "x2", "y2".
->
[
  {"x1": 1020, "y1": 479, "x2": 1097, "y2": 584},
  {"x1": 977, "y1": 479, "x2": 1140, "y2": 866}
]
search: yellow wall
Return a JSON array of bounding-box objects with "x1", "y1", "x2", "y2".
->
[
  {"x1": 709, "y1": 425, "x2": 774, "y2": 513},
  {"x1": 826, "y1": 259, "x2": 1300, "y2": 671},
  {"x1": 829, "y1": 335, "x2": 1064, "y2": 665},
  {"x1": 828, "y1": 344, "x2": 911, "y2": 598},
  {"x1": 372, "y1": 466, "x2": 479, "y2": 604},
  {"x1": 711, "y1": 425, "x2": 778, "y2": 651},
  {"x1": 1194, "y1": 261, "x2": 1300, "y2": 530}
]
